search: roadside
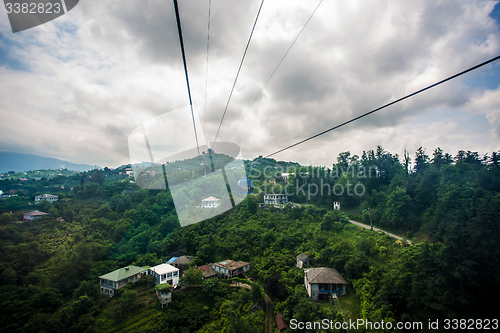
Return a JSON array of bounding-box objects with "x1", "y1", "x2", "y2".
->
[{"x1": 348, "y1": 220, "x2": 412, "y2": 245}]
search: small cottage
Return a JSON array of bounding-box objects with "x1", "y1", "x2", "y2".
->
[
  {"x1": 304, "y1": 267, "x2": 348, "y2": 301},
  {"x1": 296, "y1": 253, "x2": 311, "y2": 268}
]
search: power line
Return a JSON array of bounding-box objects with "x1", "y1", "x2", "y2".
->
[
  {"x1": 228, "y1": 0, "x2": 323, "y2": 141},
  {"x1": 213, "y1": 0, "x2": 265, "y2": 145},
  {"x1": 265, "y1": 54, "x2": 500, "y2": 158},
  {"x1": 173, "y1": 0, "x2": 200, "y2": 155},
  {"x1": 203, "y1": 0, "x2": 212, "y2": 136}
]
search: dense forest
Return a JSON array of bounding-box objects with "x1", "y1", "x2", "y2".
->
[{"x1": 0, "y1": 146, "x2": 499, "y2": 332}]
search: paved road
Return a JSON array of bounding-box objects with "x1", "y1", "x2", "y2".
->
[
  {"x1": 349, "y1": 220, "x2": 412, "y2": 245},
  {"x1": 264, "y1": 294, "x2": 273, "y2": 333}
]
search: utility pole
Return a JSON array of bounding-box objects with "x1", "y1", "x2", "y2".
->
[{"x1": 368, "y1": 207, "x2": 373, "y2": 231}]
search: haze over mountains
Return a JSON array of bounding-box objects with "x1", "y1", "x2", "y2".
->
[{"x1": 0, "y1": 151, "x2": 97, "y2": 173}]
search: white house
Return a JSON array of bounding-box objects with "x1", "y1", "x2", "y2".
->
[
  {"x1": 35, "y1": 194, "x2": 58, "y2": 204},
  {"x1": 333, "y1": 201, "x2": 340, "y2": 210},
  {"x1": 150, "y1": 263, "x2": 180, "y2": 286},
  {"x1": 281, "y1": 173, "x2": 293, "y2": 184},
  {"x1": 201, "y1": 196, "x2": 221, "y2": 208},
  {"x1": 264, "y1": 194, "x2": 288, "y2": 205},
  {"x1": 304, "y1": 267, "x2": 348, "y2": 301}
]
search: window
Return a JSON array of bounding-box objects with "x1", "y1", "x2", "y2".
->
[
  {"x1": 167, "y1": 272, "x2": 172, "y2": 278},
  {"x1": 173, "y1": 271, "x2": 178, "y2": 277},
  {"x1": 161, "y1": 274, "x2": 166, "y2": 279}
]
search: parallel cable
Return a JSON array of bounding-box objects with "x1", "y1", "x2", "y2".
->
[
  {"x1": 228, "y1": 0, "x2": 323, "y2": 141},
  {"x1": 173, "y1": 0, "x2": 200, "y2": 154},
  {"x1": 213, "y1": 0, "x2": 265, "y2": 145},
  {"x1": 203, "y1": 0, "x2": 212, "y2": 136},
  {"x1": 265, "y1": 54, "x2": 500, "y2": 158}
]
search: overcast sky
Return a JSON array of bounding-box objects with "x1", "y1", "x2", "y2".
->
[{"x1": 1, "y1": 0, "x2": 500, "y2": 168}]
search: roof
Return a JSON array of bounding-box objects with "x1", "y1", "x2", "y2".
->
[
  {"x1": 173, "y1": 255, "x2": 194, "y2": 265},
  {"x1": 99, "y1": 265, "x2": 147, "y2": 282},
  {"x1": 36, "y1": 194, "x2": 58, "y2": 198},
  {"x1": 24, "y1": 210, "x2": 50, "y2": 216},
  {"x1": 213, "y1": 260, "x2": 250, "y2": 270},
  {"x1": 304, "y1": 267, "x2": 347, "y2": 285},
  {"x1": 297, "y1": 253, "x2": 309, "y2": 261},
  {"x1": 198, "y1": 264, "x2": 218, "y2": 278},
  {"x1": 201, "y1": 196, "x2": 220, "y2": 201},
  {"x1": 276, "y1": 313, "x2": 289, "y2": 331},
  {"x1": 166, "y1": 257, "x2": 178, "y2": 264},
  {"x1": 150, "y1": 263, "x2": 179, "y2": 275}
]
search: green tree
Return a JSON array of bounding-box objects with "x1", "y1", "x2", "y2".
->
[
  {"x1": 385, "y1": 186, "x2": 413, "y2": 229},
  {"x1": 180, "y1": 267, "x2": 203, "y2": 286}
]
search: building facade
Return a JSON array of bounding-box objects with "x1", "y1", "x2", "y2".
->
[
  {"x1": 35, "y1": 194, "x2": 59, "y2": 204},
  {"x1": 99, "y1": 265, "x2": 148, "y2": 296},
  {"x1": 201, "y1": 196, "x2": 221, "y2": 208},
  {"x1": 264, "y1": 194, "x2": 288, "y2": 205},
  {"x1": 296, "y1": 253, "x2": 311, "y2": 268},
  {"x1": 23, "y1": 210, "x2": 51, "y2": 221},
  {"x1": 150, "y1": 263, "x2": 180, "y2": 286},
  {"x1": 304, "y1": 267, "x2": 348, "y2": 301},
  {"x1": 212, "y1": 260, "x2": 250, "y2": 278}
]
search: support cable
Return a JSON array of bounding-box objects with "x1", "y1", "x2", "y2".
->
[
  {"x1": 173, "y1": 0, "x2": 200, "y2": 154},
  {"x1": 204, "y1": 0, "x2": 212, "y2": 135},
  {"x1": 213, "y1": 0, "x2": 265, "y2": 145},
  {"x1": 228, "y1": 0, "x2": 323, "y2": 141},
  {"x1": 265, "y1": 54, "x2": 500, "y2": 158}
]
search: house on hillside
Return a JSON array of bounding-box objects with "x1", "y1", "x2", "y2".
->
[
  {"x1": 99, "y1": 265, "x2": 148, "y2": 296},
  {"x1": 197, "y1": 264, "x2": 219, "y2": 279},
  {"x1": 155, "y1": 283, "x2": 172, "y2": 308},
  {"x1": 296, "y1": 253, "x2": 311, "y2": 268},
  {"x1": 264, "y1": 194, "x2": 288, "y2": 205},
  {"x1": 304, "y1": 267, "x2": 348, "y2": 301},
  {"x1": 281, "y1": 173, "x2": 293, "y2": 184},
  {"x1": 201, "y1": 196, "x2": 221, "y2": 208},
  {"x1": 212, "y1": 260, "x2": 250, "y2": 278},
  {"x1": 23, "y1": 210, "x2": 51, "y2": 221},
  {"x1": 170, "y1": 255, "x2": 194, "y2": 271},
  {"x1": 276, "y1": 313, "x2": 290, "y2": 331},
  {"x1": 35, "y1": 194, "x2": 59, "y2": 204},
  {"x1": 150, "y1": 263, "x2": 179, "y2": 286}
]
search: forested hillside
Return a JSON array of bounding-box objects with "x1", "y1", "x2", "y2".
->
[{"x1": 0, "y1": 146, "x2": 499, "y2": 332}]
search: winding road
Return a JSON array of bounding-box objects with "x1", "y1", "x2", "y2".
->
[{"x1": 348, "y1": 220, "x2": 412, "y2": 245}]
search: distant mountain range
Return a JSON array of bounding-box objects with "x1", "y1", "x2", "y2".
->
[{"x1": 0, "y1": 151, "x2": 98, "y2": 173}]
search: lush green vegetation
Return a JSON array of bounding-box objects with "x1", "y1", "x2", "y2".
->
[{"x1": 0, "y1": 146, "x2": 498, "y2": 332}]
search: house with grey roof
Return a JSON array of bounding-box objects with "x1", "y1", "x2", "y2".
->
[
  {"x1": 304, "y1": 267, "x2": 348, "y2": 301},
  {"x1": 170, "y1": 255, "x2": 194, "y2": 271},
  {"x1": 296, "y1": 253, "x2": 311, "y2": 268},
  {"x1": 99, "y1": 265, "x2": 148, "y2": 296},
  {"x1": 23, "y1": 210, "x2": 51, "y2": 221}
]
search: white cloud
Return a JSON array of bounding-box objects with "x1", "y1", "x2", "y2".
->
[{"x1": 0, "y1": 0, "x2": 499, "y2": 167}]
